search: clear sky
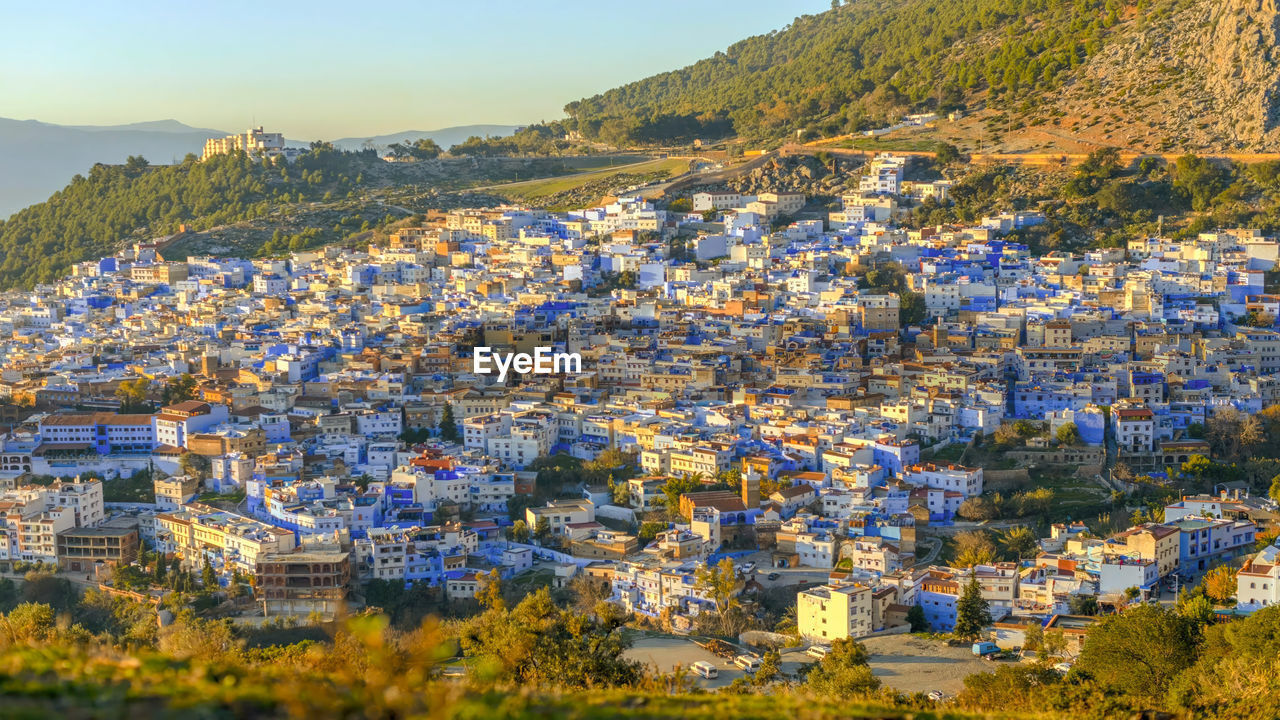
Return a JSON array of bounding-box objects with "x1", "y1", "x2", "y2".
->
[{"x1": 4, "y1": 0, "x2": 830, "y2": 139}]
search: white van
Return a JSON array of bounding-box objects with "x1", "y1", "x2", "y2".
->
[
  {"x1": 806, "y1": 645, "x2": 830, "y2": 660},
  {"x1": 734, "y1": 654, "x2": 762, "y2": 672},
  {"x1": 691, "y1": 660, "x2": 718, "y2": 679}
]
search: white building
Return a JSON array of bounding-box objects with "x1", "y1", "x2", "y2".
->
[
  {"x1": 692, "y1": 192, "x2": 742, "y2": 212},
  {"x1": 1237, "y1": 545, "x2": 1280, "y2": 611},
  {"x1": 900, "y1": 463, "x2": 983, "y2": 497},
  {"x1": 798, "y1": 582, "x2": 874, "y2": 642},
  {"x1": 526, "y1": 499, "x2": 595, "y2": 537}
]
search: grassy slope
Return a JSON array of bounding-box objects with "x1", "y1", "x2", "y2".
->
[{"x1": 488, "y1": 157, "x2": 690, "y2": 203}]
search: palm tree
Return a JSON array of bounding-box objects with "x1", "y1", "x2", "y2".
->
[{"x1": 997, "y1": 526, "x2": 1039, "y2": 560}]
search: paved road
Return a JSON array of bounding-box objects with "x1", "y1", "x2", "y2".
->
[{"x1": 913, "y1": 536, "x2": 943, "y2": 567}]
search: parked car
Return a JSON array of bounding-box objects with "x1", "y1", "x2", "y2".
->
[
  {"x1": 927, "y1": 690, "x2": 945, "y2": 702},
  {"x1": 806, "y1": 645, "x2": 831, "y2": 660},
  {"x1": 971, "y1": 642, "x2": 1000, "y2": 657},
  {"x1": 690, "y1": 661, "x2": 718, "y2": 679},
  {"x1": 767, "y1": 572, "x2": 780, "y2": 581}
]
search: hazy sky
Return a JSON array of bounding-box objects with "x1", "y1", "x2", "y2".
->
[{"x1": 4, "y1": 0, "x2": 829, "y2": 139}]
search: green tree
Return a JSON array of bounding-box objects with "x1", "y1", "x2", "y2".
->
[
  {"x1": 997, "y1": 526, "x2": 1039, "y2": 560},
  {"x1": 201, "y1": 557, "x2": 216, "y2": 589},
  {"x1": 1074, "y1": 604, "x2": 1200, "y2": 700},
  {"x1": 660, "y1": 475, "x2": 703, "y2": 515},
  {"x1": 955, "y1": 664, "x2": 1060, "y2": 712},
  {"x1": 637, "y1": 520, "x2": 667, "y2": 544},
  {"x1": 114, "y1": 378, "x2": 152, "y2": 413},
  {"x1": 4, "y1": 602, "x2": 55, "y2": 641},
  {"x1": 608, "y1": 476, "x2": 631, "y2": 506},
  {"x1": 695, "y1": 557, "x2": 741, "y2": 618},
  {"x1": 1181, "y1": 454, "x2": 1212, "y2": 480},
  {"x1": 805, "y1": 638, "x2": 880, "y2": 698},
  {"x1": 1068, "y1": 594, "x2": 1099, "y2": 616},
  {"x1": 409, "y1": 138, "x2": 443, "y2": 160},
  {"x1": 20, "y1": 572, "x2": 79, "y2": 612},
  {"x1": 899, "y1": 290, "x2": 926, "y2": 326},
  {"x1": 476, "y1": 569, "x2": 504, "y2": 611},
  {"x1": 179, "y1": 451, "x2": 211, "y2": 483},
  {"x1": 0, "y1": 577, "x2": 17, "y2": 614},
  {"x1": 953, "y1": 529, "x2": 997, "y2": 567},
  {"x1": 509, "y1": 519, "x2": 531, "y2": 543},
  {"x1": 157, "y1": 610, "x2": 241, "y2": 660},
  {"x1": 934, "y1": 141, "x2": 961, "y2": 165},
  {"x1": 457, "y1": 588, "x2": 642, "y2": 688},
  {"x1": 953, "y1": 574, "x2": 990, "y2": 642},
  {"x1": 906, "y1": 604, "x2": 929, "y2": 633},
  {"x1": 161, "y1": 373, "x2": 198, "y2": 406},
  {"x1": 439, "y1": 404, "x2": 459, "y2": 443},
  {"x1": 1056, "y1": 422, "x2": 1081, "y2": 446},
  {"x1": 1043, "y1": 628, "x2": 1067, "y2": 658},
  {"x1": 864, "y1": 262, "x2": 908, "y2": 294},
  {"x1": 753, "y1": 649, "x2": 782, "y2": 686},
  {"x1": 1177, "y1": 593, "x2": 1215, "y2": 626},
  {"x1": 1202, "y1": 564, "x2": 1236, "y2": 605},
  {"x1": 1169, "y1": 605, "x2": 1280, "y2": 717},
  {"x1": 534, "y1": 516, "x2": 551, "y2": 542},
  {"x1": 1024, "y1": 622, "x2": 1044, "y2": 654}
]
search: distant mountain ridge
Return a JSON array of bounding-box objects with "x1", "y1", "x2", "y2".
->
[
  {"x1": 330, "y1": 125, "x2": 522, "y2": 152},
  {"x1": 0, "y1": 118, "x2": 226, "y2": 219},
  {"x1": 0, "y1": 119, "x2": 521, "y2": 219}
]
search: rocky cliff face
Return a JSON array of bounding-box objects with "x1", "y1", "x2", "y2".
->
[
  {"x1": 1048, "y1": 0, "x2": 1280, "y2": 151},
  {"x1": 1199, "y1": 0, "x2": 1280, "y2": 144}
]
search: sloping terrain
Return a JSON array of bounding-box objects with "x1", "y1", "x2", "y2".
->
[{"x1": 565, "y1": 0, "x2": 1280, "y2": 152}]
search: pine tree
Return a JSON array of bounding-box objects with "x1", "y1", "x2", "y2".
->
[
  {"x1": 153, "y1": 553, "x2": 167, "y2": 582},
  {"x1": 439, "y1": 404, "x2": 459, "y2": 442},
  {"x1": 953, "y1": 573, "x2": 990, "y2": 641},
  {"x1": 201, "y1": 558, "x2": 217, "y2": 589}
]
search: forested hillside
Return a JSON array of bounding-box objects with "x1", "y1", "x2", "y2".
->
[
  {"x1": 564, "y1": 0, "x2": 1280, "y2": 152},
  {"x1": 564, "y1": 0, "x2": 1141, "y2": 144},
  {"x1": 0, "y1": 147, "x2": 377, "y2": 288},
  {"x1": 0, "y1": 147, "x2": 578, "y2": 290}
]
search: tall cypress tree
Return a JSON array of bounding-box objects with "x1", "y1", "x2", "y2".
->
[
  {"x1": 439, "y1": 404, "x2": 459, "y2": 442},
  {"x1": 954, "y1": 573, "x2": 991, "y2": 641},
  {"x1": 201, "y1": 558, "x2": 217, "y2": 589}
]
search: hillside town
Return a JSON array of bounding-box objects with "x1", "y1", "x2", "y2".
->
[{"x1": 2, "y1": 152, "x2": 1279, "y2": 662}]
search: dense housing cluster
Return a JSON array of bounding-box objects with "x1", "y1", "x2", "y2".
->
[{"x1": 0, "y1": 154, "x2": 1278, "y2": 640}]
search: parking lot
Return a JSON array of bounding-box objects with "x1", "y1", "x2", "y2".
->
[
  {"x1": 624, "y1": 631, "x2": 995, "y2": 696},
  {"x1": 860, "y1": 634, "x2": 994, "y2": 696},
  {"x1": 623, "y1": 635, "x2": 813, "y2": 688}
]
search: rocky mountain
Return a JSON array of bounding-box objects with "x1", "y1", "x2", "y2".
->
[
  {"x1": 564, "y1": 0, "x2": 1280, "y2": 153},
  {"x1": 1039, "y1": 0, "x2": 1280, "y2": 151}
]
